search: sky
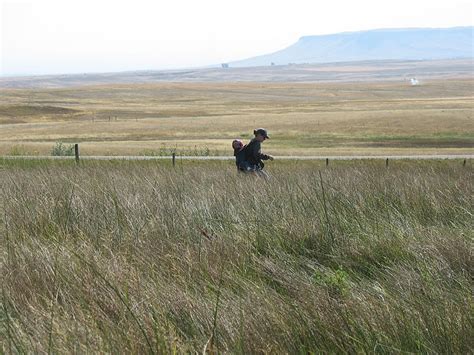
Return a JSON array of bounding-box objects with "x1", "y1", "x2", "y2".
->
[{"x1": 1, "y1": 0, "x2": 472, "y2": 76}]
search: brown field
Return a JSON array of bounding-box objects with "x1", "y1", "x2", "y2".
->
[{"x1": 1, "y1": 76, "x2": 473, "y2": 156}]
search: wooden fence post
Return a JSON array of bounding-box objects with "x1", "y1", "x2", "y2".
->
[
  {"x1": 74, "y1": 144, "x2": 79, "y2": 164},
  {"x1": 172, "y1": 153, "x2": 176, "y2": 167},
  {"x1": 463, "y1": 158, "x2": 466, "y2": 167},
  {"x1": 326, "y1": 158, "x2": 329, "y2": 166},
  {"x1": 386, "y1": 158, "x2": 389, "y2": 167}
]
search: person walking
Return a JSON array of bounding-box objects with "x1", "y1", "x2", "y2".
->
[{"x1": 239, "y1": 128, "x2": 274, "y2": 176}]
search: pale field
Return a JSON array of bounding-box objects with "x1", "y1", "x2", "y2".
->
[{"x1": 1, "y1": 78, "x2": 473, "y2": 156}]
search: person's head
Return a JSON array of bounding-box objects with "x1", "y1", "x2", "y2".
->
[
  {"x1": 253, "y1": 128, "x2": 270, "y2": 142},
  {"x1": 232, "y1": 139, "x2": 243, "y2": 150}
]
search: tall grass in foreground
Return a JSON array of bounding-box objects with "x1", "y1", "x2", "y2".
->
[{"x1": 0, "y1": 160, "x2": 472, "y2": 353}]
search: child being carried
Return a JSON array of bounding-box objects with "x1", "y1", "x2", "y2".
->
[{"x1": 232, "y1": 139, "x2": 246, "y2": 171}]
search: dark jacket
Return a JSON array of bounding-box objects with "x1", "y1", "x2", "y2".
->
[{"x1": 242, "y1": 139, "x2": 271, "y2": 167}]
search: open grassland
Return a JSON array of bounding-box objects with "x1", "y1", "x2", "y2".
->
[
  {"x1": 1, "y1": 59, "x2": 472, "y2": 88},
  {"x1": 1, "y1": 78, "x2": 473, "y2": 156},
  {"x1": 1, "y1": 159, "x2": 472, "y2": 353}
]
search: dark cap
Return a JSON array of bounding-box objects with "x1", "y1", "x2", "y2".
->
[{"x1": 254, "y1": 128, "x2": 270, "y2": 139}]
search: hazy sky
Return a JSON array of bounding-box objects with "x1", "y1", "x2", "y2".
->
[{"x1": 1, "y1": 0, "x2": 472, "y2": 76}]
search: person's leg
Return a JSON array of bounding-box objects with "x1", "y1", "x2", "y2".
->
[{"x1": 256, "y1": 169, "x2": 270, "y2": 179}]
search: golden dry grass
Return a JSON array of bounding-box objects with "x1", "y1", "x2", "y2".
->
[
  {"x1": 1, "y1": 79, "x2": 473, "y2": 156},
  {"x1": 1, "y1": 159, "x2": 473, "y2": 353}
]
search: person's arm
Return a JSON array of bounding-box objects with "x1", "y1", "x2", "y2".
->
[
  {"x1": 246, "y1": 140, "x2": 274, "y2": 161},
  {"x1": 257, "y1": 152, "x2": 272, "y2": 160}
]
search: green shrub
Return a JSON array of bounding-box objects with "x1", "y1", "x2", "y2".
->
[
  {"x1": 51, "y1": 142, "x2": 75, "y2": 156},
  {"x1": 313, "y1": 268, "x2": 350, "y2": 296}
]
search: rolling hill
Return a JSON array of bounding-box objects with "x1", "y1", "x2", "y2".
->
[{"x1": 230, "y1": 27, "x2": 474, "y2": 67}]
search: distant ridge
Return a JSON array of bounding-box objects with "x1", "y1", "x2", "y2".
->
[
  {"x1": 230, "y1": 27, "x2": 474, "y2": 67},
  {"x1": 1, "y1": 59, "x2": 472, "y2": 88}
]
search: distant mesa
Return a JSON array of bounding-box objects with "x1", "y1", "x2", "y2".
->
[{"x1": 230, "y1": 27, "x2": 474, "y2": 67}]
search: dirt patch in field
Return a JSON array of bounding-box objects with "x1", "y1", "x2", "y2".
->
[{"x1": 0, "y1": 105, "x2": 80, "y2": 117}]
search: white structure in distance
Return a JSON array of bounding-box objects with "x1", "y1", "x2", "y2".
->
[{"x1": 410, "y1": 78, "x2": 420, "y2": 86}]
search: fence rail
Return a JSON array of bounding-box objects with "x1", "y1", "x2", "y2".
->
[{"x1": 1, "y1": 154, "x2": 473, "y2": 161}]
